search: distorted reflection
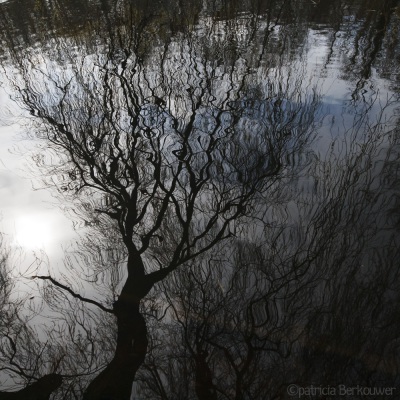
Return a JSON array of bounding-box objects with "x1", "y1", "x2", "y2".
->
[{"x1": 0, "y1": 0, "x2": 399, "y2": 399}]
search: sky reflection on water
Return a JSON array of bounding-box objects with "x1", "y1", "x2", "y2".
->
[{"x1": 0, "y1": 0, "x2": 399, "y2": 398}]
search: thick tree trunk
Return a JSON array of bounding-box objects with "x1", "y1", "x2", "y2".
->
[
  {"x1": 194, "y1": 351, "x2": 218, "y2": 400},
  {"x1": 83, "y1": 249, "x2": 150, "y2": 400},
  {"x1": 0, "y1": 374, "x2": 62, "y2": 400},
  {"x1": 83, "y1": 245, "x2": 152, "y2": 400},
  {"x1": 83, "y1": 300, "x2": 148, "y2": 400},
  {"x1": 83, "y1": 264, "x2": 149, "y2": 400}
]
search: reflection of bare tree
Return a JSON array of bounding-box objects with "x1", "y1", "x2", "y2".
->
[
  {"x1": 0, "y1": 1, "x2": 398, "y2": 399},
  {"x1": 0, "y1": 374, "x2": 62, "y2": 400},
  {"x1": 0, "y1": 7, "x2": 322, "y2": 399},
  {"x1": 139, "y1": 239, "x2": 308, "y2": 400},
  {"x1": 316, "y1": 0, "x2": 400, "y2": 99},
  {"x1": 0, "y1": 239, "x2": 63, "y2": 399},
  {"x1": 296, "y1": 135, "x2": 400, "y2": 391},
  {"x1": 134, "y1": 111, "x2": 400, "y2": 399}
]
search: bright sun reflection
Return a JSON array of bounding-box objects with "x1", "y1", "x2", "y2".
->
[{"x1": 13, "y1": 215, "x2": 52, "y2": 250}]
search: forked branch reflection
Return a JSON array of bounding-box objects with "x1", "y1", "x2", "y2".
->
[{"x1": 0, "y1": 0, "x2": 398, "y2": 399}]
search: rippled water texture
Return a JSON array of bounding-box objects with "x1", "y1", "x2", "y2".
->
[{"x1": 0, "y1": 0, "x2": 399, "y2": 399}]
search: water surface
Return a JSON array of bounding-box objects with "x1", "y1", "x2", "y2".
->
[{"x1": 0, "y1": 0, "x2": 399, "y2": 399}]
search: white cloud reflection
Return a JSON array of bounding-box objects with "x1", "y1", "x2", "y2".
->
[
  {"x1": 12, "y1": 214, "x2": 53, "y2": 250},
  {"x1": 0, "y1": 121, "x2": 75, "y2": 261}
]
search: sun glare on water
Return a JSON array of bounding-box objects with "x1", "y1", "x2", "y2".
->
[{"x1": 13, "y1": 215, "x2": 53, "y2": 250}]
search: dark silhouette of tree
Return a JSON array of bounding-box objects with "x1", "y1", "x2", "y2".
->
[
  {"x1": 0, "y1": 374, "x2": 62, "y2": 400},
  {"x1": 0, "y1": 237, "x2": 64, "y2": 398},
  {"x1": 133, "y1": 97, "x2": 400, "y2": 399},
  {"x1": 0, "y1": 5, "x2": 323, "y2": 398},
  {"x1": 0, "y1": 1, "x2": 399, "y2": 399}
]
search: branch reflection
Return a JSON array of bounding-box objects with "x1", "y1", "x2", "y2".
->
[{"x1": 0, "y1": 1, "x2": 398, "y2": 399}]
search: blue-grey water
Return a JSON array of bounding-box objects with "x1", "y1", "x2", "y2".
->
[{"x1": 0, "y1": 1, "x2": 399, "y2": 399}]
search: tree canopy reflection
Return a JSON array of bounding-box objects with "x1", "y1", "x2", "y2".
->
[{"x1": 0, "y1": 1, "x2": 399, "y2": 399}]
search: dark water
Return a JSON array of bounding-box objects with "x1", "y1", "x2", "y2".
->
[{"x1": 0, "y1": 0, "x2": 399, "y2": 399}]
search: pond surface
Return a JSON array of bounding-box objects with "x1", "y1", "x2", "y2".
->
[{"x1": 0, "y1": 0, "x2": 399, "y2": 399}]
